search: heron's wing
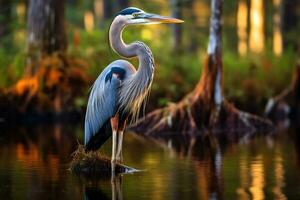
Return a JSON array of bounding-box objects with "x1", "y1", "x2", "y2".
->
[{"x1": 84, "y1": 73, "x2": 120, "y2": 147}]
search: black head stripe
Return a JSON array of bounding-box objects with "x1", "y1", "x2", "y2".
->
[
  {"x1": 117, "y1": 7, "x2": 142, "y2": 16},
  {"x1": 105, "y1": 67, "x2": 126, "y2": 83},
  {"x1": 111, "y1": 67, "x2": 126, "y2": 80}
]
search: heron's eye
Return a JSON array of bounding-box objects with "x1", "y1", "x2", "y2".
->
[{"x1": 132, "y1": 13, "x2": 139, "y2": 18}]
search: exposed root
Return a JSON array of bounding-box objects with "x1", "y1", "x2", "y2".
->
[
  {"x1": 131, "y1": 91, "x2": 273, "y2": 137},
  {"x1": 133, "y1": 95, "x2": 200, "y2": 137},
  {"x1": 217, "y1": 101, "x2": 273, "y2": 133},
  {"x1": 265, "y1": 61, "x2": 300, "y2": 123},
  {"x1": 69, "y1": 145, "x2": 136, "y2": 177}
]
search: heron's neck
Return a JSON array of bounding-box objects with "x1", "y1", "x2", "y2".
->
[
  {"x1": 109, "y1": 19, "x2": 155, "y2": 119},
  {"x1": 109, "y1": 19, "x2": 154, "y2": 79}
]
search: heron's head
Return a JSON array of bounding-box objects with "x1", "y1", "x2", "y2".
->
[{"x1": 116, "y1": 7, "x2": 184, "y2": 25}]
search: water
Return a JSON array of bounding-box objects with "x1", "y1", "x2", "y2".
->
[{"x1": 0, "y1": 124, "x2": 300, "y2": 200}]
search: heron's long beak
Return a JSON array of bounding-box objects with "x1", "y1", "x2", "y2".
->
[{"x1": 144, "y1": 13, "x2": 184, "y2": 24}]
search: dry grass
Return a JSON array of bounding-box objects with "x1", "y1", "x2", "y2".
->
[{"x1": 69, "y1": 145, "x2": 136, "y2": 176}]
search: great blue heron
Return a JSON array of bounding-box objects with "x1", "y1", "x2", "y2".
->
[{"x1": 84, "y1": 7, "x2": 183, "y2": 165}]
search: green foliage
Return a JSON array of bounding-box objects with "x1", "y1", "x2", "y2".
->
[
  {"x1": 223, "y1": 48, "x2": 296, "y2": 105},
  {"x1": 0, "y1": 23, "x2": 297, "y2": 110},
  {"x1": 65, "y1": 26, "x2": 297, "y2": 110},
  {"x1": 0, "y1": 1, "x2": 298, "y2": 111},
  {"x1": 0, "y1": 46, "x2": 26, "y2": 88}
]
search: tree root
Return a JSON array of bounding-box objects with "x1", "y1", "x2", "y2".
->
[
  {"x1": 265, "y1": 61, "x2": 300, "y2": 123},
  {"x1": 131, "y1": 93, "x2": 273, "y2": 137}
]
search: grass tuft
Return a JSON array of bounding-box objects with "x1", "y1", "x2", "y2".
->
[{"x1": 69, "y1": 145, "x2": 136, "y2": 177}]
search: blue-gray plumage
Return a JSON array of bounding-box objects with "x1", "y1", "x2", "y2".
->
[
  {"x1": 84, "y1": 7, "x2": 183, "y2": 166},
  {"x1": 85, "y1": 60, "x2": 135, "y2": 150}
]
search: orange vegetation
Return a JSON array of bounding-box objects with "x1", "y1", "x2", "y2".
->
[
  {"x1": 13, "y1": 76, "x2": 39, "y2": 97},
  {"x1": 5, "y1": 54, "x2": 90, "y2": 114}
]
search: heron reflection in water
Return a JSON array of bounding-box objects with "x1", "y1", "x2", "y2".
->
[{"x1": 84, "y1": 175, "x2": 123, "y2": 200}]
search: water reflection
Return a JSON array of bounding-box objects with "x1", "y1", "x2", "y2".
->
[
  {"x1": 148, "y1": 134, "x2": 227, "y2": 199},
  {"x1": 83, "y1": 175, "x2": 123, "y2": 200},
  {"x1": 237, "y1": 155, "x2": 250, "y2": 200},
  {"x1": 0, "y1": 124, "x2": 300, "y2": 199},
  {"x1": 0, "y1": 124, "x2": 79, "y2": 199},
  {"x1": 273, "y1": 152, "x2": 287, "y2": 200},
  {"x1": 145, "y1": 129, "x2": 299, "y2": 200},
  {"x1": 84, "y1": 186, "x2": 110, "y2": 200},
  {"x1": 249, "y1": 156, "x2": 265, "y2": 200},
  {"x1": 111, "y1": 175, "x2": 123, "y2": 200}
]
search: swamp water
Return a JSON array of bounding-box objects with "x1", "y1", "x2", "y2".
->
[{"x1": 0, "y1": 124, "x2": 300, "y2": 200}]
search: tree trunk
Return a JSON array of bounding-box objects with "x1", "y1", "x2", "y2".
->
[
  {"x1": 27, "y1": 0, "x2": 67, "y2": 73},
  {"x1": 103, "y1": 0, "x2": 114, "y2": 20},
  {"x1": 170, "y1": 0, "x2": 183, "y2": 53},
  {"x1": 282, "y1": 0, "x2": 299, "y2": 50},
  {"x1": 186, "y1": 0, "x2": 198, "y2": 53},
  {"x1": 115, "y1": 0, "x2": 128, "y2": 12},
  {"x1": 0, "y1": 0, "x2": 12, "y2": 44},
  {"x1": 131, "y1": 0, "x2": 272, "y2": 137},
  {"x1": 2, "y1": 0, "x2": 89, "y2": 119}
]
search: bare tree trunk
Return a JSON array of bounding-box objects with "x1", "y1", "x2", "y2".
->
[
  {"x1": 200, "y1": 0, "x2": 223, "y2": 112},
  {"x1": 27, "y1": 0, "x2": 67, "y2": 73},
  {"x1": 2, "y1": 0, "x2": 89, "y2": 118},
  {"x1": 282, "y1": 0, "x2": 299, "y2": 50},
  {"x1": 115, "y1": 0, "x2": 128, "y2": 11},
  {"x1": 170, "y1": 0, "x2": 183, "y2": 53},
  {"x1": 186, "y1": 0, "x2": 198, "y2": 53},
  {"x1": 97, "y1": 0, "x2": 127, "y2": 27},
  {"x1": 22, "y1": 0, "x2": 67, "y2": 114},
  {"x1": 131, "y1": 0, "x2": 272, "y2": 137},
  {"x1": 103, "y1": 0, "x2": 114, "y2": 20},
  {"x1": 0, "y1": 0, "x2": 12, "y2": 44}
]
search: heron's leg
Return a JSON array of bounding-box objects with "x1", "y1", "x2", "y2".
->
[
  {"x1": 112, "y1": 130, "x2": 117, "y2": 163},
  {"x1": 116, "y1": 131, "x2": 123, "y2": 163},
  {"x1": 116, "y1": 120, "x2": 126, "y2": 163},
  {"x1": 111, "y1": 115, "x2": 119, "y2": 166}
]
